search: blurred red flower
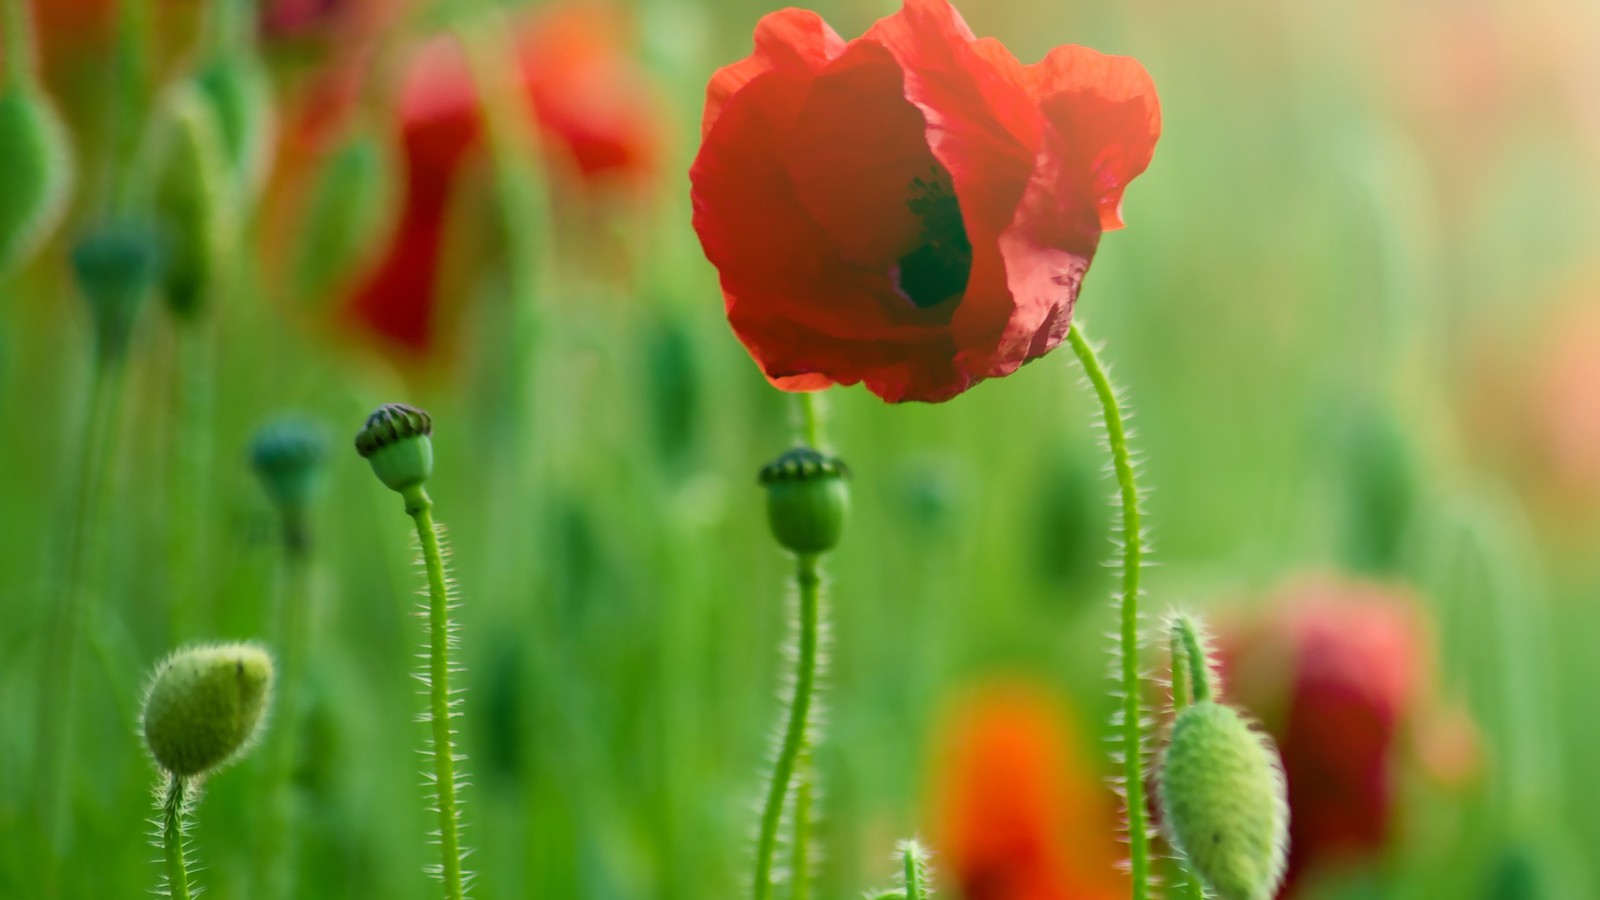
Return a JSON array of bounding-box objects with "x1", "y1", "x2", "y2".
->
[
  {"x1": 932, "y1": 680, "x2": 1127, "y2": 900},
  {"x1": 340, "y1": 5, "x2": 660, "y2": 357},
  {"x1": 690, "y1": 0, "x2": 1159, "y2": 403},
  {"x1": 1217, "y1": 578, "x2": 1476, "y2": 895}
]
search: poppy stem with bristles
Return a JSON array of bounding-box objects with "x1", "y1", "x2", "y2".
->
[
  {"x1": 753, "y1": 552, "x2": 820, "y2": 900},
  {"x1": 400, "y1": 484, "x2": 468, "y2": 900},
  {"x1": 1066, "y1": 322, "x2": 1152, "y2": 900},
  {"x1": 160, "y1": 775, "x2": 193, "y2": 900},
  {"x1": 1168, "y1": 617, "x2": 1211, "y2": 900}
]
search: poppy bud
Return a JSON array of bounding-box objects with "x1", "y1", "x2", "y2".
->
[
  {"x1": 71, "y1": 222, "x2": 163, "y2": 363},
  {"x1": 141, "y1": 643, "x2": 275, "y2": 778},
  {"x1": 196, "y1": 55, "x2": 275, "y2": 204},
  {"x1": 292, "y1": 133, "x2": 390, "y2": 306},
  {"x1": 251, "y1": 415, "x2": 327, "y2": 520},
  {"x1": 153, "y1": 84, "x2": 231, "y2": 320},
  {"x1": 758, "y1": 447, "x2": 849, "y2": 555},
  {"x1": 354, "y1": 403, "x2": 434, "y2": 493},
  {"x1": 1159, "y1": 700, "x2": 1289, "y2": 900},
  {"x1": 0, "y1": 85, "x2": 74, "y2": 273}
]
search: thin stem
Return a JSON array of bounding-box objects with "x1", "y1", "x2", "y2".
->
[
  {"x1": 1066, "y1": 323, "x2": 1151, "y2": 900},
  {"x1": 902, "y1": 842, "x2": 925, "y2": 900},
  {"x1": 753, "y1": 553, "x2": 820, "y2": 900},
  {"x1": 261, "y1": 537, "x2": 312, "y2": 899},
  {"x1": 1172, "y1": 617, "x2": 1211, "y2": 704},
  {"x1": 1, "y1": 0, "x2": 34, "y2": 85},
  {"x1": 1167, "y1": 621, "x2": 1208, "y2": 900},
  {"x1": 161, "y1": 775, "x2": 193, "y2": 900},
  {"x1": 167, "y1": 325, "x2": 213, "y2": 644},
  {"x1": 36, "y1": 359, "x2": 127, "y2": 867},
  {"x1": 796, "y1": 392, "x2": 823, "y2": 450},
  {"x1": 790, "y1": 754, "x2": 812, "y2": 900},
  {"x1": 402, "y1": 485, "x2": 467, "y2": 900}
]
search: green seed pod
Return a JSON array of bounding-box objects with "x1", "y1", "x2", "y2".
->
[
  {"x1": 141, "y1": 643, "x2": 275, "y2": 778},
  {"x1": 758, "y1": 447, "x2": 849, "y2": 555},
  {"x1": 251, "y1": 415, "x2": 327, "y2": 516},
  {"x1": 354, "y1": 403, "x2": 434, "y2": 493},
  {"x1": 196, "y1": 54, "x2": 275, "y2": 206},
  {"x1": 0, "y1": 85, "x2": 74, "y2": 274},
  {"x1": 153, "y1": 84, "x2": 231, "y2": 320},
  {"x1": 71, "y1": 222, "x2": 163, "y2": 363},
  {"x1": 1159, "y1": 700, "x2": 1289, "y2": 900},
  {"x1": 292, "y1": 132, "x2": 391, "y2": 306}
]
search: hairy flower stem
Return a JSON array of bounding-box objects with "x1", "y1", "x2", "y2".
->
[
  {"x1": 753, "y1": 553, "x2": 820, "y2": 900},
  {"x1": 36, "y1": 361, "x2": 128, "y2": 873},
  {"x1": 903, "y1": 842, "x2": 926, "y2": 900},
  {"x1": 401, "y1": 484, "x2": 467, "y2": 900},
  {"x1": 1066, "y1": 323, "x2": 1151, "y2": 900},
  {"x1": 1168, "y1": 621, "x2": 1209, "y2": 900},
  {"x1": 160, "y1": 775, "x2": 193, "y2": 900},
  {"x1": 790, "y1": 751, "x2": 814, "y2": 900}
]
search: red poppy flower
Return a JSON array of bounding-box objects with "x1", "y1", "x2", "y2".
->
[
  {"x1": 1217, "y1": 579, "x2": 1476, "y2": 895},
  {"x1": 932, "y1": 681, "x2": 1127, "y2": 900},
  {"x1": 339, "y1": 6, "x2": 660, "y2": 357},
  {"x1": 690, "y1": 0, "x2": 1160, "y2": 402}
]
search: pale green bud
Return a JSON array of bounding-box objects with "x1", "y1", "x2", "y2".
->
[
  {"x1": 141, "y1": 643, "x2": 275, "y2": 777},
  {"x1": 1159, "y1": 700, "x2": 1289, "y2": 900},
  {"x1": 758, "y1": 447, "x2": 849, "y2": 554}
]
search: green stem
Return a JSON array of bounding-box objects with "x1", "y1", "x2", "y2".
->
[
  {"x1": 36, "y1": 358, "x2": 127, "y2": 868},
  {"x1": 1, "y1": 0, "x2": 34, "y2": 86},
  {"x1": 261, "y1": 536, "x2": 312, "y2": 899},
  {"x1": 1066, "y1": 323, "x2": 1151, "y2": 900},
  {"x1": 797, "y1": 391, "x2": 823, "y2": 450},
  {"x1": 167, "y1": 325, "x2": 212, "y2": 643},
  {"x1": 402, "y1": 485, "x2": 467, "y2": 900},
  {"x1": 790, "y1": 754, "x2": 812, "y2": 900},
  {"x1": 1168, "y1": 621, "x2": 1208, "y2": 900},
  {"x1": 753, "y1": 553, "x2": 820, "y2": 900},
  {"x1": 161, "y1": 775, "x2": 193, "y2": 900},
  {"x1": 902, "y1": 842, "x2": 925, "y2": 900}
]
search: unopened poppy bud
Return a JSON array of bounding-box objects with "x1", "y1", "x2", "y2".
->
[
  {"x1": 1159, "y1": 700, "x2": 1289, "y2": 900},
  {"x1": 0, "y1": 86, "x2": 74, "y2": 273},
  {"x1": 355, "y1": 403, "x2": 434, "y2": 493},
  {"x1": 141, "y1": 643, "x2": 275, "y2": 778},
  {"x1": 71, "y1": 222, "x2": 163, "y2": 363},
  {"x1": 196, "y1": 55, "x2": 275, "y2": 203},
  {"x1": 292, "y1": 134, "x2": 389, "y2": 306},
  {"x1": 154, "y1": 84, "x2": 231, "y2": 319},
  {"x1": 251, "y1": 416, "x2": 327, "y2": 516},
  {"x1": 758, "y1": 447, "x2": 849, "y2": 554}
]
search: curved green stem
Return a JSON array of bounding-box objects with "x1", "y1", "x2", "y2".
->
[
  {"x1": 790, "y1": 753, "x2": 813, "y2": 900},
  {"x1": 36, "y1": 359, "x2": 128, "y2": 870},
  {"x1": 753, "y1": 553, "x2": 820, "y2": 900},
  {"x1": 1168, "y1": 619, "x2": 1209, "y2": 900},
  {"x1": 902, "y1": 842, "x2": 926, "y2": 900},
  {"x1": 1066, "y1": 323, "x2": 1150, "y2": 900},
  {"x1": 402, "y1": 485, "x2": 467, "y2": 900},
  {"x1": 1, "y1": 0, "x2": 34, "y2": 86},
  {"x1": 160, "y1": 775, "x2": 193, "y2": 900}
]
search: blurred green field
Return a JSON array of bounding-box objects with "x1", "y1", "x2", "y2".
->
[{"x1": 2, "y1": 0, "x2": 1599, "y2": 897}]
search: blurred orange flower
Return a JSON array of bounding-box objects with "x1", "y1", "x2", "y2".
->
[
  {"x1": 1217, "y1": 578, "x2": 1476, "y2": 895},
  {"x1": 932, "y1": 680, "x2": 1126, "y2": 900}
]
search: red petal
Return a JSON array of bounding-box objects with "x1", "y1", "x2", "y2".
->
[{"x1": 702, "y1": 9, "x2": 844, "y2": 138}]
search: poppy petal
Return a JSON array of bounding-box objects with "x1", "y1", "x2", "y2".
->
[{"x1": 703, "y1": 9, "x2": 845, "y2": 137}]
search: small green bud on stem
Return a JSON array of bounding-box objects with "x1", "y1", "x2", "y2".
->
[
  {"x1": 355, "y1": 403, "x2": 434, "y2": 495},
  {"x1": 251, "y1": 416, "x2": 327, "y2": 554},
  {"x1": 758, "y1": 447, "x2": 849, "y2": 555},
  {"x1": 141, "y1": 642, "x2": 274, "y2": 778},
  {"x1": 71, "y1": 222, "x2": 163, "y2": 364},
  {"x1": 1159, "y1": 615, "x2": 1288, "y2": 900}
]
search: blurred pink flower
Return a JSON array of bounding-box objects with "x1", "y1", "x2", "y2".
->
[{"x1": 1216, "y1": 578, "x2": 1476, "y2": 895}]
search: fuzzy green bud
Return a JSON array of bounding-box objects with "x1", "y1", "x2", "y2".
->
[
  {"x1": 251, "y1": 416, "x2": 327, "y2": 537},
  {"x1": 1159, "y1": 700, "x2": 1289, "y2": 900},
  {"x1": 153, "y1": 84, "x2": 231, "y2": 320},
  {"x1": 354, "y1": 403, "x2": 434, "y2": 493},
  {"x1": 71, "y1": 222, "x2": 163, "y2": 363},
  {"x1": 141, "y1": 643, "x2": 275, "y2": 777},
  {"x1": 0, "y1": 85, "x2": 74, "y2": 274},
  {"x1": 196, "y1": 55, "x2": 275, "y2": 206},
  {"x1": 758, "y1": 447, "x2": 849, "y2": 554}
]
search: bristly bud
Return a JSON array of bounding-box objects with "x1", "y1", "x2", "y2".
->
[
  {"x1": 758, "y1": 446, "x2": 849, "y2": 554},
  {"x1": 354, "y1": 403, "x2": 434, "y2": 493},
  {"x1": 141, "y1": 643, "x2": 275, "y2": 778},
  {"x1": 251, "y1": 416, "x2": 327, "y2": 547},
  {"x1": 1159, "y1": 699, "x2": 1289, "y2": 900},
  {"x1": 0, "y1": 85, "x2": 74, "y2": 274},
  {"x1": 71, "y1": 222, "x2": 163, "y2": 363}
]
